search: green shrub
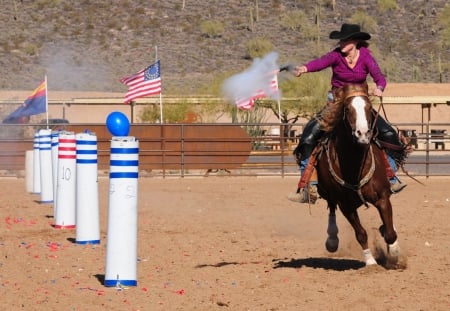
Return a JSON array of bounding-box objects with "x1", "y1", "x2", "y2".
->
[
  {"x1": 350, "y1": 10, "x2": 377, "y2": 33},
  {"x1": 377, "y1": 0, "x2": 398, "y2": 13},
  {"x1": 140, "y1": 101, "x2": 197, "y2": 123},
  {"x1": 23, "y1": 43, "x2": 38, "y2": 56},
  {"x1": 437, "y1": 6, "x2": 450, "y2": 48},
  {"x1": 200, "y1": 20, "x2": 225, "y2": 38},
  {"x1": 280, "y1": 10, "x2": 307, "y2": 32},
  {"x1": 245, "y1": 38, "x2": 273, "y2": 59}
]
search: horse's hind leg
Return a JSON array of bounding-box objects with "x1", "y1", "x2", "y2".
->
[
  {"x1": 325, "y1": 204, "x2": 339, "y2": 252},
  {"x1": 343, "y1": 210, "x2": 377, "y2": 265}
]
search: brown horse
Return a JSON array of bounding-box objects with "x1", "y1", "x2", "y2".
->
[{"x1": 315, "y1": 83, "x2": 400, "y2": 266}]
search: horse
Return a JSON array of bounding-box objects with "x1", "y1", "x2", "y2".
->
[{"x1": 314, "y1": 82, "x2": 400, "y2": 266}]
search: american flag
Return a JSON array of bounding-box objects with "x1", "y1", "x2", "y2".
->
[
  {"x1": 235, "y1": 75, "x2": 279, "y2": 110},
  {"x1": 120, "y1": 60, "x2": 161, "y2": 104}
]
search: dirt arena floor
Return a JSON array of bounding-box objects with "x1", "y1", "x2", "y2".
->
[{"x1": 1, "y1": 175, "x2": 449, "y2": 310}]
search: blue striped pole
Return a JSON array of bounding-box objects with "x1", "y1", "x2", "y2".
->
[
  {"x1": 33, "y1": 131, "x2": 41, "y2": 194},
  {"x1": 51, "y1": 131, "x2": 59, "y2": 213},
  {"x1": 104, "y1": 136, "x2": 139, "y2": 287},
  {"x1": 75, "y1": 132, "x2": 100, "y2": 244},
  {"x1": 39, "y1": 129, "x2": 53, "y2": 203}
]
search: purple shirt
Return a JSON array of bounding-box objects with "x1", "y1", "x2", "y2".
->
[{"x1": 305, "y1": 47, "x2": 387, "y2": 90}]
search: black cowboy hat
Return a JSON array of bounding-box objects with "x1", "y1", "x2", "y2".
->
[{"x1": 329, "y1": 23, "x2": 371, "y2": 41}]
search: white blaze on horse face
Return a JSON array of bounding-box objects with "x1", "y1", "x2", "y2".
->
[{"x1": 351, "y1": 97, "x2": 370, "y2": 144}]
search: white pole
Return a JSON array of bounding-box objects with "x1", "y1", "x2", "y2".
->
[
  {"x1": 105, "y1": 136, "x2": 139, "y2": 287},
  {"x1": 25, "y1": 150, "x2": 34, "y2": 193},
  {"x1": 39, "y1": 128, "x2": 53, "y2": 203},
  {"x1": 75, "y1": 132, "x2": 100, "y2": 244},
  {"x1": 54, "y1": 131, "x2": 77, "y2": 229},
  {"x1": 51, "y1": 131, "x2": 59, "y2": 214},
  {"x1": 33, "y1": 131, "x2": 41, "y2": 194}
]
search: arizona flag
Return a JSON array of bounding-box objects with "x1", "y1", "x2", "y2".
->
[
  {"x1": 120, "y1": 60, "x2": 162, "y2": 104},
  {"x1": 235, "y1": 75, "x2": 279, "y2": 110},
  {"x1": 3, "y1": 80, "x2": 47, "y2": 124}
]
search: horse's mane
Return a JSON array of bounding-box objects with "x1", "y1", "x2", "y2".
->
[{"x1": 319, "y1": 83, "x2": 369, "y2": 132}]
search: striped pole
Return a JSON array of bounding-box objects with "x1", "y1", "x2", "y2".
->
[
  {"x1": 51, "y1": 131, "x2": 59, "y2": 215},
  {"x1": 33, "y1": 131, "x2": 41, "y2": 194},
  {"x1": 39, "y1": 129, "x2": 53, "y2": 203},
  {"x1": 54, "y1": 132, "x2": 76, "y2": 229},
  {"x1": 25, "y1": 150, "x2": 34, "y2": 193},
  {"x1": 75, "y1": 132, "x2": 100, "y2": 244},
  {"x1": 104, "y1": 136, "x2": 139, "y2": 287}
]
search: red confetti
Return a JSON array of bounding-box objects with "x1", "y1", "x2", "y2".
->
[
  {"x1": 174, "y1": 289, "x2": 185, "y2": 295},
  {"x1": 48, "y1": 242, "x2": 59, "y2": 251}
]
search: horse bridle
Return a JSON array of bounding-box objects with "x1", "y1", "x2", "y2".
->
[{"x1": 342, "y1": 91, "x2": 375, "y2": 136}]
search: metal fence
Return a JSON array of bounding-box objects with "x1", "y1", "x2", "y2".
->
[{"x1": 0, "y1": 122, "x2": 449, "y2": 178}]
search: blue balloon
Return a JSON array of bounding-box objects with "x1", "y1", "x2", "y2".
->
[{"x1": 106, "y1": 111, "x2": 130, "y2": 136}]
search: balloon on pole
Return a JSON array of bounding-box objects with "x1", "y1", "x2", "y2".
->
[{"x1": 106, "y1": 111, "x2": 130, "y2": 136}]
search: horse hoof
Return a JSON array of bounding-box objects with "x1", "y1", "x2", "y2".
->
[
  {"x1": 388, "y1": 240, "x2": 400, "y2": 257},
  {"x1": 325, "y1": 237, "x2": 339, "y2": 252},
  {"x1": 363, "y1": 249, "x2": 377, "y2": 266}
]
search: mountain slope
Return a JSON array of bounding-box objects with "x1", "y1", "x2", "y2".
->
[{"x1": 0, "y1": 0, "x2": 448, "y2": 94}]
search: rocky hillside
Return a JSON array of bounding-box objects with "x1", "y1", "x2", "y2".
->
[{"x1": 0, "y1": 0, "x2": 448, "y2": 94}]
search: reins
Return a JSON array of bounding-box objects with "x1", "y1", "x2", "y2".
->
[
  {"x1": 375, "y1": 97, "x2": 424, "y2": 186},
  {"x1": 325, "y1": 137, "x2": 374, "y2": 207}
]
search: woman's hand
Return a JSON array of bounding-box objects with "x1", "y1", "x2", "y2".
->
[
  {"x1": 372, "y1": 87, "x2": 383, "y2": 97},
  {"x1": 293, "y1": 65, "x2": 307, "y2": 77}
]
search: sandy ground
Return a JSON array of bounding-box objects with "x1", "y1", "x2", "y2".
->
[{"x1": 1, "y1": 175, "x2": 449, "y2": 310}]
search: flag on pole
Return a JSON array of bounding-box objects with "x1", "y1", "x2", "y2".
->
[
  {"x1": 120, "y1": 60, "x2": 161, "y2": 104},
  {"x1": 235, "y1": 75, "x2": 279, "y2": 110},
  {"x1": 2, "y1": 80, "x2": 47, "y2": 124}
]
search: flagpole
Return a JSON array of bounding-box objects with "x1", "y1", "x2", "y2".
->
[
  {"x1": 277, "y1": 97, "x2": 281, "y2": 124},
  {"x1": 156, "y1": 45, "x2": 163, "y2": 124},
  {"x1": 45, "y1": 75, "x2": 49, "y2": 129},
  {"x1": 275, "y1": 74, "x2": 281, "y2": 124}
]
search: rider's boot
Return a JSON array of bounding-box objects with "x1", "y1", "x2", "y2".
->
[
  {"x1": 288, "y1": 118, "x2": 323, "y2": 204},
  {"x1": 390, "y1": 179, "x2": 407, "y2": 194},
  {"x1": 287, "y1": 182, "x2": 318, "y2": 204},
  {"x1": 376, "y1": 116, "x2": 408, "y2": 194},
  {"x1": 287, "y1": 159, "x2": 319, "y2": 204},
  {"x1": 385, "y1": 152, "x2": 407, "y2": 194}
]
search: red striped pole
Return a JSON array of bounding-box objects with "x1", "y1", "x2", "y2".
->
[{"x1": 54, "y1": 132, "x2": 77, "y2": 229}]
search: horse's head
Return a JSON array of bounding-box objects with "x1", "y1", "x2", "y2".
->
[{"x1": 335, "y1": 83, "x2": 373, "y2": 144}]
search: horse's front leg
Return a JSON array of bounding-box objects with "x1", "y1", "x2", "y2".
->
[
  {"x1": 343, "y1": 209, "x2": 377, "y2": 266},
  {"x1": 377, "y1": 198, "x2": 400, "y2": 259},
  {"x1": 325, "y1": 204, "x2": 339, "y2": 252}
]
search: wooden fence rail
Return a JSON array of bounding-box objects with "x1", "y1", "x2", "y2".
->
[{"x1": 1, "y1": 123, "x2": 450, "y2": 177}]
